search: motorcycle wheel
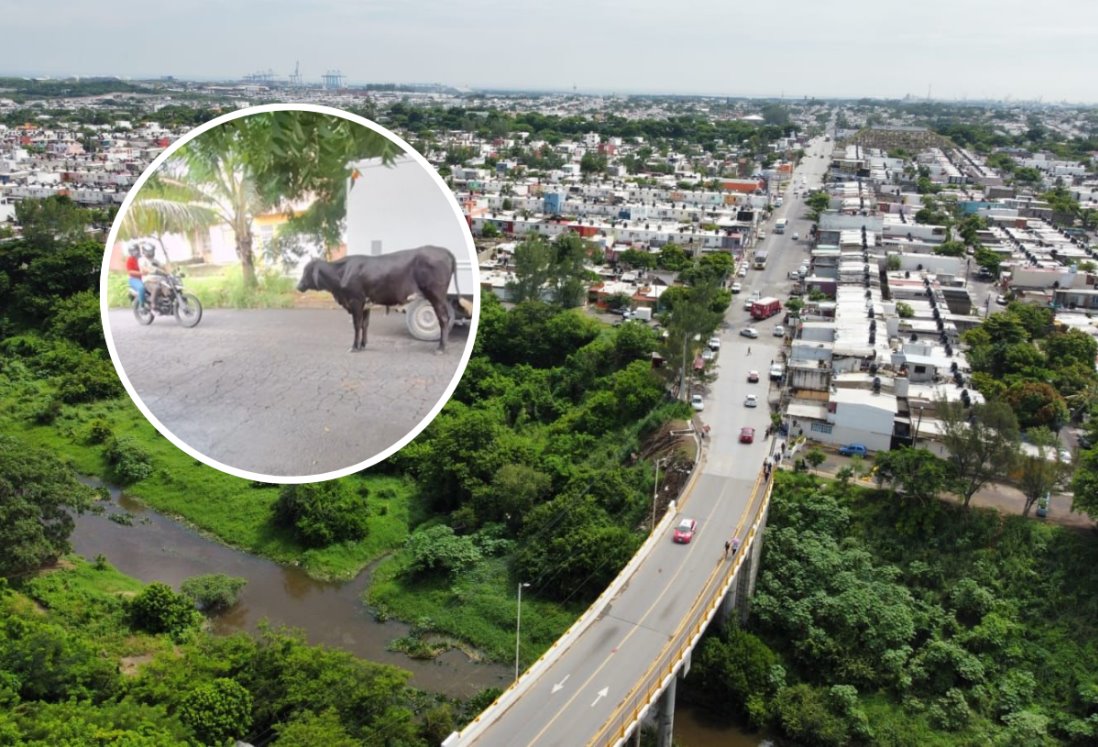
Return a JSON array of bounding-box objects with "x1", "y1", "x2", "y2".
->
[
  {"x1": 175, "y1": 293, "x2": 203, "y2": 327},
  {"x1": 133, "y1": 300, "x2": 154, "y2": 325}
]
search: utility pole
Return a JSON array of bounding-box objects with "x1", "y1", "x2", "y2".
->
[{"x1": 515, "y1": 582, "x2": 531, "y2": 681}]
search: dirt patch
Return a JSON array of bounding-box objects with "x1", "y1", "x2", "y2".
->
[
  {"x1": 635, "y1": 420, "x2": 698, "y2": 520},
  {"x1": 119, "y1": 653, "x2": 155, "y2": 676},
  {"x1": 39, "y1": 558, "x2": 77, "y2": 573}
]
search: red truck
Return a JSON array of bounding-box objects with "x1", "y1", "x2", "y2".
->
[{"x1": 751, "y1": 296, "x2": 782, "y2": 320}]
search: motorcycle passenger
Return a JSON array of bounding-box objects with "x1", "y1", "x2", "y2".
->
[
  {"x1": 139, "y1": 243, "x2": 169, "y2": 311},
  {"x1": 125, "y1": 245, "x2": 146, "y2": 306}
]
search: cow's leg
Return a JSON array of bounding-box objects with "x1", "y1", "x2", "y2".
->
[
  {"x1": 428, "y1": 294, "x2": 452, "y2": 353},
  {"x1": 360, "y1": 307, "x2": 370, "y2": 349},
  {"x1": 349, "y1": 299, "x2": 363, "y2": 352}
]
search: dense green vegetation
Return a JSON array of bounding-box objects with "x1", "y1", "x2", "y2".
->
[
  {"x1": 0, "y1": 556, "x2": 473, "y2": 745},
  {"x1": 369, "y1": 293, "x2": 696, "y2": 662},
  {"x1": 683, "y1": 472, "x2": 1098, "y2": 745}
]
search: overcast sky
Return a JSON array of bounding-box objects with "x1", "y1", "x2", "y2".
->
[{"x1": 4, "y1": 0, "x2": 1097, "y2": 102}]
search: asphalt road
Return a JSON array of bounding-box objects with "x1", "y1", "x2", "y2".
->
[
  {"x1": 107, "y1": 308, "x2": 470, "y2": 478},
  {"x1": 465, "y1": 141, "x2": 826, "y2": 746}
]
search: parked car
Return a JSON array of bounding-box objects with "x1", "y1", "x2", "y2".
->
[
  {"x1": 740, "y1": 327, "x2": 759, "y2": 338},
  {"x1": 773, "y1": 325, "x2": 785, "y2": 337},
  {"x1": 995, "y1": 295, "x2": 1009, "y2": 305},
  {"x1": 792, "y1": 232, "x2": 800, "y2": 240},
  {"x1": 744, "y1": 394, "x2": 758, "y2": 408},
  {"x1": 690, "y1": 394, "x2": 705, "y2": 411},
  {"x1": 739, "y1": 426, "x2": 756, "y2": 444},
  {"x1": 838, "y1": 443, "x2": 868, "y2": 457},
  {"x1": 747, "y1": 370, "x2": 760, "y2": 383},
  {"x1": 731, "y1": 282, "x2": 742, "y2": 294},
  {"x1": 708, "y1": 336, "x2": 721, "y2": 350},
  {"x1": 769, "y1": 363, "x2": 784, "y2": 380},
  {"x1": 738, "y1": 265, "x2": 748, "y2": 277},
  {"x1": 701, "y1": 348, "x2": 716, "y2": 362},
  {"x1": 673, "y1": 518, "x2": 698, "y2": 543}
]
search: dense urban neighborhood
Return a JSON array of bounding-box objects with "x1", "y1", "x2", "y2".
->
[{"x1": 3, "y1": 73, "x2": 1098, "y2": 746}]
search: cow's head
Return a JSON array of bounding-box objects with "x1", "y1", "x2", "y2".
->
[{"x1": 297, "y1": 259, "x2": 319, "y2": 292}]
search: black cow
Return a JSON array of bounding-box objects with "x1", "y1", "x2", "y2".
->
[
  {"x1": 296, "y1": 256, "x2": 370, "y2": 351},
  {"x1": 338, "y1": 245, "x2": 458, "y2": 354},
  {"x1": 296, "y1": 246, "x2": 458, "y2": 353}
]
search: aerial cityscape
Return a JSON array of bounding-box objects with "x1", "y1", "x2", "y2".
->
[{"x1": 2, "y1": 19, "x2": 1098, "y2": 746}]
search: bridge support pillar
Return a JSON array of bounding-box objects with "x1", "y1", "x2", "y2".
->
[
  {"x1": 737, "y1": 502, "x2": 770, "y2": 625},
  {"x1": 656, "y1": 673, "x2": 677, "y2": 747}
]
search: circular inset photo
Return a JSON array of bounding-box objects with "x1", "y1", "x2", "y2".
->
[{"x1": 100, "y1": 104, "x2": 479, "y2": 483}]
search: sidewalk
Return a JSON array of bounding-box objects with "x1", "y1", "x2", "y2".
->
[{"x1": 782, "y1": 448, "x2": 1096, "y2": 530}]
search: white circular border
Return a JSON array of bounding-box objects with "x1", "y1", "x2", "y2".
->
[{"x1": 99, "y1": 103, "x2": 481, "y2": 484}]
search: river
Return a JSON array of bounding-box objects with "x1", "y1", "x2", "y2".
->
[{"x1": 70, "y1": 480, "x2": 512, "y2": 698}]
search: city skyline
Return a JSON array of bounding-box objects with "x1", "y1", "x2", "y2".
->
[{"x1": 5, "y1": 0, "x2": 1098, "y2": 104}]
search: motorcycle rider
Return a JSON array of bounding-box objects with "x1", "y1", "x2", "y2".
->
[
  {"x1": 138, "y1": 242, "x2": 170, "y2": 311},
  {"x1": 125, "y1": 244, "x2": 146, "y2": 306}
]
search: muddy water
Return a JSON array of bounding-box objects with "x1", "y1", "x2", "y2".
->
[
  {"x1": 70, "y1": 481, "x2": 512, "y2": 698},
  {"x1": 674, "y1": 704, "x2": 770, "y2": 747}
]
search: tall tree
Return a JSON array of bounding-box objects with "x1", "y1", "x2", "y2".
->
[
  {"x1": 168, "y1": 130, "x2": 269, "y2": 288},
  {"x1": 1018, "y1": 428, "x2": 1064, "y2": 518},
  {"x1": 873, "y1": 448, "x2": 952, "y2": 505},
  {"x1": 0, "y1": 435, "x2": 95, "y2": 578},
  {"x1": 937, "y1": 398, "x2": 1020, "y2": 508}
]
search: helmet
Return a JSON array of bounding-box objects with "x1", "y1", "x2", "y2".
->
[
  {"x1": 141, "y1": 243, "x2": 156, "y2": 258},
  {"x1": 127, "y1": 245, "x2": 140, "y2": 257}
]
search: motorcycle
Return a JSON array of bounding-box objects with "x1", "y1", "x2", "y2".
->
[{"x1": 129, "y1": 271, "x2": 203, "y2": 327}]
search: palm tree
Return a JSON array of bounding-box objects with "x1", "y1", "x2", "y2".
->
[
  {"x1": 119, "y1": 172, "x2": 219, "y2": 259},
  {"x1": 170, "y1": 132, "x2": 269, "y2": 288}
]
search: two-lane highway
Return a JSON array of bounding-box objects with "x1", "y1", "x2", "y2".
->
[{"x1": 461, "y1": 137, "x2": 830, "y2": 747}]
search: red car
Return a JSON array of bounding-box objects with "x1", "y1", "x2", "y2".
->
[
  {"x1": 739, "y1": 426, "x2": 756, "y2": 444},
  {"x1": 747, "y1": 370, "x2": 760, "y2": 383},
  {"x1": 673, "y1": 518, "x2": 697, "y2": 544}
]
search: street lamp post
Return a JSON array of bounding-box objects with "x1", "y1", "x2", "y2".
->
[
  {"x1": 652, "y1": 457, "x2": 670, "y2": 531},
  {"x1": 515, "y1": 582, "x2": 531, "y2": 681}
]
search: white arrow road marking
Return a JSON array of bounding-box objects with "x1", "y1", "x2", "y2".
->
[
  {"x1": 591, "y1": 687, "x2": 609, "y2": 707},
  {"x1": 551, "y1": 675, "x2": 570, "y2": 694}
]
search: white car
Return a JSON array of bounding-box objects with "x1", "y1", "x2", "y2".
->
[
  {"x1": 740, "y1": 327, "x2": 759, "y2": 339},
  {"x1": 690, "y1": 394, "x2": 704, "y2": 411},
  {"x1": 792, "y1": 232, "x2": 800, "y2": 241},
  {"x1": 701, "y1": 348, "x2": 716, "y2": 362},
  {"x1": 708, "y1": 336, "x2": 721, "y2": 350},
  {"x1": 773, "y1": 325, "x2": 785, "y2": 337},
  {"x1": 744, "y1": 394, "x2": 758, "y2": 408},
  {"x1": 731, "y1": 282, "x2": 742, "y2": 294},
  {"x1": 737, "y1": 266, "x2": 748, "y2": 277}
]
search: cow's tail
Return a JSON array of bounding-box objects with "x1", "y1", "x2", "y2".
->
[{"x1": 452, "y1": 249, "x2": 473, "y2": 317}]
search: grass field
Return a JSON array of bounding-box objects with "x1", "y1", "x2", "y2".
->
[
  {"x1": 106, "y1": 265, "x2": 297, "y2": 310},
  {"x1": 368, "y1": 554, "x2": 580, "y2": 666}
]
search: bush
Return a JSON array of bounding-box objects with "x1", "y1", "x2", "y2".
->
[
  {"x1": 180, "y1": 574, "x2": 247, "y2": 614},
  {"x1": 273, "y1": 481, "x2": 370, "y2": 548},
  {"x1": 178, "y1": 678, "x2": 252, "y2": 746},
  {"x1": 104, "y1": 436, "x2": 154, "y2": 484},
  {"x1": 403, "y1": 524, "x2": 482, "y2": 577},
  {"x1": 85, "y1": 418, "x2": 113, "y2": 444},
  {"x1": 128, "y1": 582, "x2": 200, "y2": 640}
]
